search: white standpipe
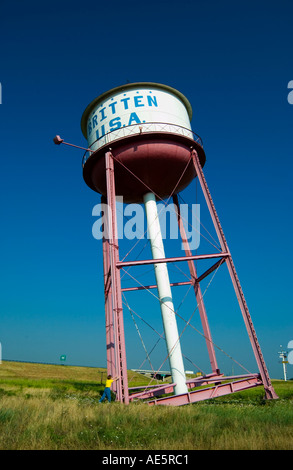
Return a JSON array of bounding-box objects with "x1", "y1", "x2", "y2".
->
[{"x1": 143, "y1": 192, "x2": 188, "y2": 395}]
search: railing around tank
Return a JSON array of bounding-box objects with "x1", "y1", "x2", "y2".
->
[{"x1": 82, "y1": 122, "x2": 203, "y2": 168}]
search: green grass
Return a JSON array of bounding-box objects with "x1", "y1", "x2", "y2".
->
[{"x1": 0, "y1": 361, "x2": 292, "y2": 450}]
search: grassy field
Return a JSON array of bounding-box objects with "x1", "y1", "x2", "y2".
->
[{"x1": 0, "y1": 360, "x2": 292, "y2": 450}]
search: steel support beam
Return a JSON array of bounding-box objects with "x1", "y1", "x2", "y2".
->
[
  {"x1": 173, "y1": 194, "x2": 219, "y2": 375},
  {"x1": 129, "y1": 383, "x2": 176, "y2": 401},
  {"x1": 104, "y1": 151, "x2": 129, "y2": 404},
  {"x1": 148, "y1": 375, "x2": 263, "y2": 406},
  {"x1": 102, "y1": 196, "x2": 116, "y2": 383},
  {"x1": 196, "y1": 258, "x2": 226, "y2": 283},
  {"x1": 121, "y1": 280, "x2": 192, "y2": 293},
  {"x1": 117, "y1": 252, "x2": 229, "y2": 269}
]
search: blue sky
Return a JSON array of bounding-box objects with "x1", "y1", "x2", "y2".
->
[{"x1": 0, "y1": 0, "x2": 292, "y2": 380}]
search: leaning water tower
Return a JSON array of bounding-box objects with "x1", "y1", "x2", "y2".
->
[{"x1": 56, "y1": 82, "x2": 278, "y2": 405}]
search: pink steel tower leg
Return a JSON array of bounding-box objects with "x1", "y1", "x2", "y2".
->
[
  {"x1": 173, "y1": 194, "x2": 220, "y2": 375},
  {"x1": 104, "y1": 151, "x2": 129, "y2": 404},
  {"x1": 191, "y1": 149, "x2": 278, "y2": 400},
  {"x1": 101, "y1": 196, "x2": 116, "y2": 384}
]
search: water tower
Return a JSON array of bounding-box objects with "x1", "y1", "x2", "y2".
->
[{"x1": 55, "y1": 82, "x2": 278, "y2": 405}]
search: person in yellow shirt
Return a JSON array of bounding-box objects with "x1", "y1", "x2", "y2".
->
[{"x1": 99, "y1": 375, "x2": 119, "y2": 403}]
